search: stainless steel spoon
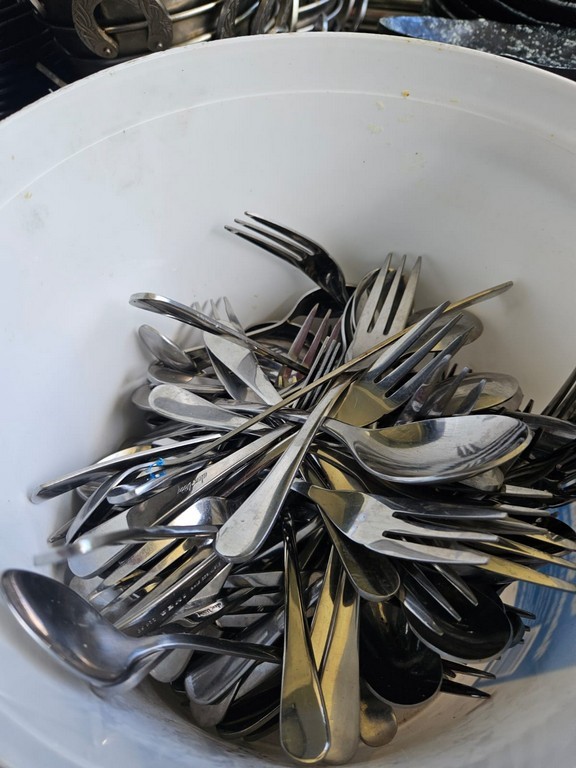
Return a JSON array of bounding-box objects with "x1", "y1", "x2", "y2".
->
[
  {"x1": 0, "y1": 569, "x2": 282, "y2": 690},
  {"x1": 360, "y1": 600, "x2": 443, "y2": 707},
  {"x1": 322, "y1": 413, "x2": 531, "y2": 484},
  {"x1": 148, "y1": 384, "x2": 269, "y2": 431},
  {"x1": 280, "y1": 514, "x2": 330, "y2": 763},
  {"x1": 130, "y1": 292, "x2": 309, "y2": 374},
  {"x1": 359, "y1": 678, "x2": 398, "y2": 747},
  {"x1": 215, "y1": 384, "x2": 347, "y2": 563}
]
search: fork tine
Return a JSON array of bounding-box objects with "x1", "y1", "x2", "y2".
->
[
  {"x1": 474, "y1": 551, "x2": 576, "y2": 592},
  {"x1": 221, "y1": 297, "x2": 245, "y2": 332},
  {"x1": 302, "y1": 310, "x2": 333, "y2": 368},
  {"x1": 381, "y1": 341, "x2": 468, "y2": 418},
  {"x1": 281, "y1": 309, "x2": 339, "y2": 397},
  {"x1": 278, "y1": 304, "x2": 320, "y2": 387},
  {"x1": 345, "y1": 300, "x2": 450, "y2": 379},
  {"x1": 349, "y1": 267, "x2": 378, "y2": 334},
  {"x1": 401, "y1": 563, "x2": 462, "y2": 621},
  {"x1": 229, "y1": 219, "x2": 306, "y2": 265},
  {"x1": 352, "y1": 256, "x2": 393, "y2": 339},
  {"x1": 347, "y1": 255, "x2": 422, "y2": 359},
  {"x1": 370, "y1": 536, "x2": 489, "y2": 565},
  {"x1": 335, "y1": 317, "x2": 465, "y2": 426},
  {"x1": 287, "y1": 304, "x2": 320, "y2": 361},
  {"x1": 242, "y1": 212, "x2": 320, "y2": 254},
  {"x1": 386, "y1": 256, "x2": 422, "y2": 337},
  {"x1": 299, "y1": 339, "x2": 343, "y2": 411},
  {"x1": 432, "y1": 564, "x2": 479, "y2": 606},
  {"x1": 420, "y1": 366, "x2": 472, "y2": 420},
  {"x1": 368, "y1": 255, "x2": 405, "y2": 336},
  {"x1": 367, "y1": 312, "x2": 462, "y2": 387},
  {"x1": 449, "y1": 376, "x2": 486, "y2": 417},
  {"x1": 394, "y1": 346, "x2": 468, "y2": 426},
  {"x1": 300, "y1": 341, "x2": 333, "y2": 392},
  {"x1": 209, "y1": 299, "x2": 220, "y2": 322},
  {"x1": 395, "y1": 351, "x2": 455, "y2": 425},
  {"x1": 296, "y1": 339, "x2": 340, "y2": 410},
  {"x1": 228, "y1": 214, "x2": 348, "y2": 307}
]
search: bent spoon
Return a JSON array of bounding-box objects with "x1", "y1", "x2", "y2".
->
[{"x1": 0, "y1": 569, "x2": 282, "y2": 690}]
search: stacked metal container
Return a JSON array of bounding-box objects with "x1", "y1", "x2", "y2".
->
[
  {"x1": 0, "y1": 0, "x2": 64, "y2": 117},
  {"x1": 28, "y1": 0, "x2": 388, "y2": 79}
]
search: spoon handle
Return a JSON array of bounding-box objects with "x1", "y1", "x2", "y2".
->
[
  {"x1": 130, "y1": 292, "x2": 308, "y2": 374},
  {"x1": 185, "y1": 610, "x2": 284, "y2": 706},
  {"x1": 280, "y1": 515, "x2": 330, "y2": 764},
  {"x1": 34, "y1": 525, "x2": 219, "y2": 566},
  {"x1": 318, "y1": 569, "x2": 361, "y2": 764},
  {"x1": 359, "y1": 678, "x2": 398, "y2": 747},
  {"x1": 309, "y1": 547, "x2": 341, "y2": 667},
  {"x1": 148, "y1": 384, "x2": 262, "y2": 431},
  {"x1": 215, "y1": 384, "x2": 346, "y2": 563},
  {"x1": 133, "y1": 631, "x2": 283, "y2": 666}
]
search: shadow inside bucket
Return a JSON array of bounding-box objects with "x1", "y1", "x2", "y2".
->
[{"x1": 482, "y1": 501, "x2": 576, "y2": 684}]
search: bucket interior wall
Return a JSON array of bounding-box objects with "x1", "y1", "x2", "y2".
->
[{"x1": 0, "y1": 33, "x2": 575, "y2": 768}]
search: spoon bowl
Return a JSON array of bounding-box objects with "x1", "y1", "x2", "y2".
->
[
  {"x1": 324, "y1": 413, "x2": 532, "y2": 484},
  {"x1": 0, "y1": 569, "x2": 282, "y2": 689},
  {"x1": 138, "y1": 325, "x2": 195, "y2": 371},
  {"x1": 360, "y1": 600, "x2": 443, "y2": 707}
]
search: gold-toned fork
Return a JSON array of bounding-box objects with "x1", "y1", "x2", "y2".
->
[{"x1": 226, "y1": 212, "x2": 348, "y2": 307}]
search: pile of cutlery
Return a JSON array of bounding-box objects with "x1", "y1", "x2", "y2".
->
[{"x1": 8, "y1": 213, "x2": 576, "y2": 765}]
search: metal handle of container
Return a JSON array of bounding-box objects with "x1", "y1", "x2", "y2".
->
[
  {"x1": 71, "y1": 0, "x2": 173, "y2": 58},
  {"x1": 251, "y1": 0, "x2": 298, "y2": 34},
  {"x1": 215, "y1": 0, "x2": 240, "y2": 38}
]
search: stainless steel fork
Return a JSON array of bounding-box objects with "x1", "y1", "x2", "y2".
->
[
  {"x1": 226, "y1": 213, "x2": 348, "y2": 307},
  {"x1": 345, "y1": 254, "x2": 421, "y2": 361},
  {"x1": 335, "y1": 309, "x2": 465, "y2": 426}
]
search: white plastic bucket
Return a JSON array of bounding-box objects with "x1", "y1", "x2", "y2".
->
[{"x1": 1, "y1": 32, "x2": 575, "y2": 768}]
